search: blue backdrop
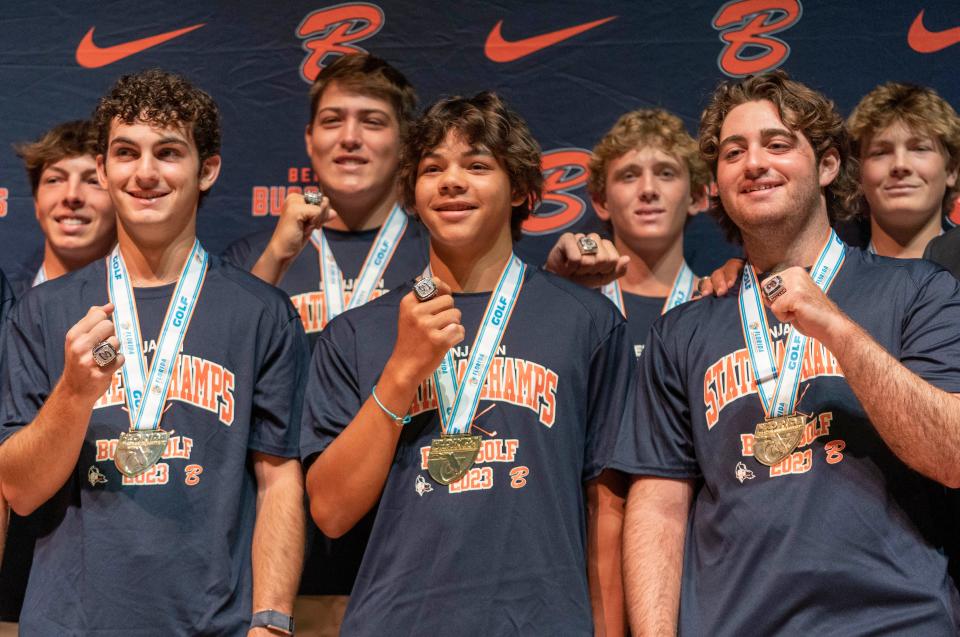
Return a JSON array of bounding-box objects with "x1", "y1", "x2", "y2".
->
[{"x1": 1, "y1": 1, "x2": 958, "y2": 278}]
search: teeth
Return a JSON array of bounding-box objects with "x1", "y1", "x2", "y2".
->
[
  {"x1": 745, "y1": 184, "x2": 778, "y2": 193},
  {"x1": 60, "y1": 218, "x2": 86, "y2": 225}
]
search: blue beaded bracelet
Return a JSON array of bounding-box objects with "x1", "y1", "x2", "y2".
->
[{"x1": 371, "y1": 385, "x2": 411, "y2": 426}]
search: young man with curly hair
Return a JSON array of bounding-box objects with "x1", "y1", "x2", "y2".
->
[
  {"x1": 588, "y1": 108, "x2": 710, "y2": 358},
  {"x1": 300, "y1": 92, "x2": 635, "y2": 636},
  {"x1": 615, "y1": 71, "x2": 960, "y2": 635},
  {"x1": 0, "y1": 69, "x2": 309, "y2": 636}
]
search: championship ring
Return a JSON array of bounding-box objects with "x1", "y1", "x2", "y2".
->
[
  {"x1": 762, "y1": 275, "x2": 786, "y2": 302},
  {"x1": 303, "y1": 190, "x2": 324, "y2": 206},
  {"x1": 427, "y1": 433, "x2": 481, "y2": 485},
  {"x1": 753, "y1": 415, "x2": 805, "y2": 466},
  {"x1": 92, "y1": 341, "x2": 118, "y2": 367},
  {"x1": 577, "y1": 235, "x2": 599, "y2": 255},
  {"x1": 115, "y1": 429, "x2": 171, "y2": 477},
  {"x1": 413, "y1": 276, "x2": 439, "y2": 302}
]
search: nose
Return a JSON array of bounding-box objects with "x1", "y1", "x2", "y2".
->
[
  {"x1": 339, "y1": 116, "x2": 362, "y2": 152},
  {"x1": 743, "y1": 144, "x2": 768, "y2": 179},
  {"x1": 437, "y1": 164, "x2": 466, "y2": 195},
  {"x1": 638, "y1": 172, "x2": 658, "y2": 203},
  {"x1": 63, "y1": 175, "x2": 85, "y2": 210},
  {"x1": 134, "y1": 154, "x2": 160, "y2": 187},
  {"x1": 890, "y1": 147, "x2": 912, "y2": 178}
]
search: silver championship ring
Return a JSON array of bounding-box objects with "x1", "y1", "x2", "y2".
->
[
  {"x1": 303, "y1": 190, "x2": 324, "y2": 206},
  {"x1": 762, "y1": 275, "x2": 787, "y2": 302},
  {"x1": 92, "y1": 341, "x2": 118, "y2": 367},
  {"x1": 413, "y1": 277, "x2": 439, "y2": 302},
  {"x1": 577, "y1": 235, "x2": 599, "y2": 255}
]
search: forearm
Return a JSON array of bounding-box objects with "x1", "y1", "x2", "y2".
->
[
  {"x1": 306, "y1": 364, "x2": 418, "y2": 537},
  {"x1": 0, "y1": 380, "x2": 94, "y2": 515},
  {"x1": 825, "y1": 317, "x2": 960, "y2": 487},
  {"x1": 251, "y1": 456, "x2": 305, "y2": 615},
  {"x1": 587, "y1": 471, "x2": 627, "y2": 637},
  {"x1": 623, "y1": 477, "x2": 693, "y2": 636},
  {"x1": 251, "y1": 242, "x2": 295, "y2": 286}
]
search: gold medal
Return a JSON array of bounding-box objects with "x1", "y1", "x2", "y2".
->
[
  {"x1": 427, "y1": 433, "x2": 481, "y2": 485},
  {"x1": 115, "y1": 430, "x2": 171, "y2": 477},
  {"x1": 753, "y1": 415, "x2": 805, "y2": 466}
]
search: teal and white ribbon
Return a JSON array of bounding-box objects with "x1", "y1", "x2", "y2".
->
[
  {"x1": 107, "y1": 239, "x2": 208, "y2": 431},
  {"x1": 311, "y1": 204, "x2": 407, "y2": 322},
  {"x1": 429, "y1": 254, "x2": 526, "y2": 434},
  {"x1": 739, "y1": 230, "x2": 845, "y2": 418},
  {"x1": 601, "y1": 260, "x2": 696, "y2": 317},
  {"x1": 32, "y1": 265, "x2": 47, "y2": 287}
]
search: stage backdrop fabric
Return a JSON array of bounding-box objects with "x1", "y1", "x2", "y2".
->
[{"x1": 1, "y1": 1, "x2": 958, "y2": 279}]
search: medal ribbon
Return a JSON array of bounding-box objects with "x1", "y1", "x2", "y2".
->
[
  {"x1": 428, "y1": 254, "x2": 526, "y2": 435},
  {"x1": 32, "y1": 265, "x2": 47, "y2": 287},
  {"x1": 107, "y1": 240, "x2": 208, "y2": 431},
  {"x1": 739, "y1": 230, "x2": 845, "y2": 418},
  {"x1": 601, "y1": 260, "x2": 696, "y2": 317},
  {"x1": 311, "y1": 204, "x2": 408, "y2": 323}
]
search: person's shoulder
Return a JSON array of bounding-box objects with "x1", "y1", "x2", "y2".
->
[
  {"x1": 220, "y1": 228, "x2": 273, "y2": 268},
  {"x1": 528, "y1": 268, "x2": 625, "y2": 336},
  {"x1": 207, "y1": 255, "x2": 299, "y2": 323},
  {"x1": 927, "y1": 226, "x2": 960, "y2": 253},
  {"x1": 852, "y1": 245, "x2": 950, "y2": 286}
]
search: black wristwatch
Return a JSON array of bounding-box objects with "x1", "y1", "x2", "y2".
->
[{"x1": 250, "y1": 609, "x2": 295, "y2": 635}]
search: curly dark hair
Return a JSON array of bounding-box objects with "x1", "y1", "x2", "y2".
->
[
  {"x1": 15, "y1": 120, "x2": 99, "y2": 196},
  {"x1": 699, "y1": 70, "x2": 859, "y2": 244},
  {"x1": 94, "y1": 68, "x2": 221, "y2": 166},
  {"x1": 399, "y1": 92, "x2": 542, "y2": 241},
  {"x1": 308, "y1": 53, "x2": 417, "y2": 138}
]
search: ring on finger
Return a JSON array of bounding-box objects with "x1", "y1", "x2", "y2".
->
[
  {"x1": 762, "y1": 275, "x2": 787, "y2": 302},
  {"x1": 92, "y1": 341, "x2": 118, "y2": 367},
  {"x1": 577, "y1": 236, "x2": 599, "y2": 256},
  {"x1": 303, "y1": 190, "x2": 324, "y2": 206},
  {"x1": 413, "y1": 276, "x2": 439, "y2": 302}
]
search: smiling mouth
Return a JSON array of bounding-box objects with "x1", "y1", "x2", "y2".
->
[
  {"x1": 434, "y1": 202, "x2": 478, "y2": 212},
  {"x1": 128, "y1": 190, "x2": 168, "y2": 201},
  {"x1": 741, "y1": 183, "x2": 782, "y2": 194},
  {"x1": 334, "y1": 156, "x2": 368, "y2": 166},
  {"x1": 54, "y1": 216, "x2": 90, "y2": 226}
]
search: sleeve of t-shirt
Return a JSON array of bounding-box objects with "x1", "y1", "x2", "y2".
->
[
  {"x1": 900, "y1": 266, "x2": 960, "y2": 393},
  {"x1": 221, "y1": 236, "x2": 255, "y2": 270},
  {"x1": 0, "y1": 296, "x2": 52, "y2": 446},
  {"x1": 248, "y1": 312, "x2": 309, "y2": 458},
  {"x1": 583, "y1": 319, "x2": 637, "y2": 482},
  {"x1": 299, "y1": 319, "x2": 361, "y2": 466},
  {"x1": 608, "y1": 320, "x2": 700, "y2": 480}
]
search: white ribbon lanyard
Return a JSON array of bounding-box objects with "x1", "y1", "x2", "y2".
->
[
  {"x1": 601, "y1": 260, "x2": 696, "y2": 317},
  {"x1": 739, "y1": 230, "x2": 845, "y2": 418},
  {"x1": 107, "y1": 239, "x2": 208, "y2": 431},
  {"x1": 427, "y1": 254, "x2": 526, "y2": 435},
  {"x1": 311, "y1": 204, "x2": 408, "y2": 323},
  {"x1": 32, "y1": 265, "x2": 47, "y2": 287}
]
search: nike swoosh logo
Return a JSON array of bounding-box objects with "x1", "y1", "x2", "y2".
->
[
  {"x1": 76, "y1": 23, "x2": 206, "y2": 68},
  {"x1": 485, "y1": 16, "x2": 616, "y2": 63},
  {"x1": 908, "y1": 9, "x2": 960, "y2": 53}
]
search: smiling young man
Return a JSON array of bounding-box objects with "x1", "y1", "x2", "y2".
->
[
  {"x1": 1, "y1": 119, "x2": 118, "y2": 632},
  {"x1": 0, "y1": 69, "x2": 308, "y2": 636},
  {"x1": 589, "y1": 109, "x2": 709, "y2": 358},
  {"x1": 300, "y1": 92, "x2": 635, "y2": 636},
  {"x1": 615, "y1": 71, "x2": 960, "y2": 635},
  {"x1": 10, "y1": 120, "x2": 117, "y2": 295}
]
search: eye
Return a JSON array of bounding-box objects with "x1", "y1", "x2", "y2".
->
[
  {"x1": 364, "y1": 117, "x2": 387, "y2": 128},
  {"x1": 419, "y1": 163, "x2": 441, "y2": 176},
  {"x1": 158, "y1": 147, "x2": 182, "y2": 160},
  {"x1": 619, "y1": 171, "x2": 637, "y2": 182},
  {"x1": 722, "y1": 148, "x2": 743, "y2": 161},
  {"x1": 42, "y1": 175, "x2": 64, "y2": 184},
  {"x1": 319, "y1": 116, "x2": 341, "y2": 127},
  {"x1": 659, "y1": 168, "x2": 676, "y2": 179},
  {"x1": 469, "y1": 161, "x2": 491, "y2": 171},
  {"x1": 768, "y1": 140, "x2": 792, "y2": 152},
  {"x1": 867, "y1": 148, "x2": 889, "y2": 157},
  {"x1": 112, "y1": 147, "x2": 136, "y2": 159}
]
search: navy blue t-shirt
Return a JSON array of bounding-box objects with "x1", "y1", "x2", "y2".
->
[
  {"x1": 223, "y1": 218, "x2": 429, "y2": 596},
  {"x1": 619, "y1": 291, "x2": 668, "y2": 359},
  {"x1": 611, "y1": 247, "x2": 960, "y2": 636},
  {"x1": 222, "y1": 219, "x2": 430, "y2": 346},
  {"x1": 0, "y1": 255, "x2": 308, "y2": 636},
  {"x1": 301, "y1": 266, "x2": 636, "y2": 636}
]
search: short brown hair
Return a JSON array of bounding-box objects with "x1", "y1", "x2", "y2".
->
[
  {"x1": 94, "y1": 68, "x2": 221, "y2": 165},
  {"x1": 588, "y1": 108, "x2": 711, "y2": 202},
  {"x1": 308, "y1": 53, "x2": 417, "y2": 137},
  {"x1": 847, "y1": 82, "x2": 960, "y2": 216},
  {"x1": 15, "y1": 120, "x2": 99, "y2": 196},
  {"x1": 699, "y1": 70, "x2": 859, "y2": 244},
  {"x1": 399, "y1": 92, "x2": 543, "y2": 241}
]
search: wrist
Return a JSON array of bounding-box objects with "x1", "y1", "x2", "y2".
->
[{"x1": 250, "y1": 609, "x2": 294, "y2": 636}]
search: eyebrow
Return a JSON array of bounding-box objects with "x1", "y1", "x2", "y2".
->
[
  {"x1": 109, "y1": 135, "x2": 189, "y2": 148},
  {"x1": 317, "y1": 106, "x2": 392, "y2": 118},
  {"x1": 718, "y1": 128, "x2": 796, "y2": 148},
  {"x1": 422, "y1": 146, "x2": 494, "y2": 161}
]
